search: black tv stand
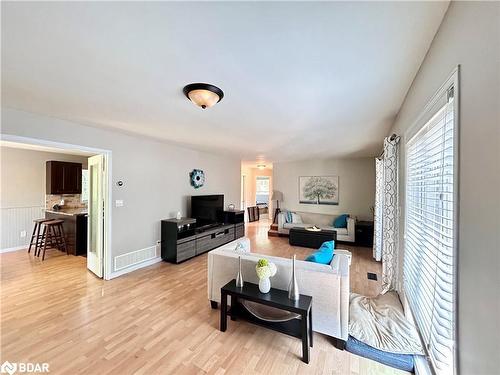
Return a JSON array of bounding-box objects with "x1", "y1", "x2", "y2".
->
[
  {"x1": 161, "y1": 214, "x2": 244, "y2": 264},
  {"x1": 196, "y1": 222, "x2": 222, "y2": 233}
]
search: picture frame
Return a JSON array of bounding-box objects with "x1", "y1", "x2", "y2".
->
[{"x1": 299, "y1": 176, "x2": 339, "y2": 205}]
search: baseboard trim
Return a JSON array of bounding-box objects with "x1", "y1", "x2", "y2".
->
[
  {"x1": 0, "y1": 245, "x2": 27, "y2": 253},
  {"x1": 107, "y1": 256, "x2": 162, "y2": 280}
]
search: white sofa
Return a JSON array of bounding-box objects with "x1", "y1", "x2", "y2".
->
[
  {"x1": 207, "y1": 237, "x2": 351, "y2": 342},
  {"x1": 278, "y1": 211, "x2": 356, "y2": 242}
]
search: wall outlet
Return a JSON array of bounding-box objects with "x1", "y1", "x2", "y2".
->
[
  {"x1": 20, "y1": 230, "x2": 27, "y2": 238},
  {"x1": 115, "y1": 200, "x2": 124, "y2": 207}
]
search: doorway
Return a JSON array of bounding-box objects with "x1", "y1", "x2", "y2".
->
[
  {"x1": 0, "y1": 134, "x2": 112, "y2": 279},
  {"x1": 240, "y1": 162, "x2": 273, "y2": 221}
]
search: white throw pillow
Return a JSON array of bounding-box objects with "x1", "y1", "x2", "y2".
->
[{"x1": 291, "y1": 213, "x2": 303, "y2": 224}]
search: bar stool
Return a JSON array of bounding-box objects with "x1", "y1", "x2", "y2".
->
[
  {"x1": 28, "y1": 218, "x2": 52, "y2": 254},
  {"x1": 37, "y1": 220, "x2": 68, "y2": 260}
]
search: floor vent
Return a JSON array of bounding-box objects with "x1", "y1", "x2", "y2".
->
[
  {"x1": 114, "y1": 245, "x2": 158, "y2": 272},
  {"x1": 367, "y1": 272, "x2": 378, "y2": 281}
]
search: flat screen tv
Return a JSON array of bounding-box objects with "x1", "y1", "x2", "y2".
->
[{"x1": 191, "y1": 194, "x2": 224, "y2": 226}]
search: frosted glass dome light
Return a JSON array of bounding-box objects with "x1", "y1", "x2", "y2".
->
[{"x1": 183, "y1": 83, "x2": 224, "y2": 109}]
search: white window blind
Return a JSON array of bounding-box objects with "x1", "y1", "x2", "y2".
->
[{"x1": 404, "y1": 83, "x2": 456, "y2": 375}]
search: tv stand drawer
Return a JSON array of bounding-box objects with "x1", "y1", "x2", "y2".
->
[
  {"x1": 235, "y1": 223, "x2": 244, "y2": 239},
  {"x1": 177, "y1": 241, "x2": 196, "y2": 262},
  {"x1": 196, "y1": 227, "x2": 235, "y2": 254}
]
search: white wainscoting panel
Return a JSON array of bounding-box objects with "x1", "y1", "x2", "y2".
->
[{"x1": 1, "y1": 206, "x2": 44, "y2": 251}]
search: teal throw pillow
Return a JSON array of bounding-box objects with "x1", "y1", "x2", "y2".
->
[
  {"x1": 333, "y1": 214, "x2": 349, "y2": 228},
  {"x1": 305, "y1": 240, "x2": 335, "y2": 264}
]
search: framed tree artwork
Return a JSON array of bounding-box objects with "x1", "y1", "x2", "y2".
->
[{"x1": 299, "y1": 176, "x2": 339, "y2": 205}]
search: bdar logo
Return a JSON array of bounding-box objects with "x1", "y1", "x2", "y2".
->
[{"x1": 0, "y1": 361, "x2": 17, "y2": 375}]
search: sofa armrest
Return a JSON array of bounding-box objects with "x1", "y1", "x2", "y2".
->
[
  {"x1": 330, "y1": 250, "x2": 351, "y2": 341},
  {"x1": 335, "y1": 249, "x2": 352, "y2": 267},
  {"x1": 277, "y1": 212, "x2": 286, "y2": 230},
  {"x1": 347, "y1": 217, "x2": 355, "y2": 235},
  {"x1": 330, "y1": 250, "x2": 351, "y2": 275},
  {"x1": 338, "y1": 253, "x2": 350, "y2": 341},
  {"x1": 347, "y1": 217, "x2": 356, "y2": 242}
]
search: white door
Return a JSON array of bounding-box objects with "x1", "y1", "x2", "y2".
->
[{"x1": 87, "y1": 154, "x2": 105, "y2": 278}]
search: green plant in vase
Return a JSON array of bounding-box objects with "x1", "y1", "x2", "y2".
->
[{"x1": 256, "y1": 258, "x2": 277, "y2": 293}]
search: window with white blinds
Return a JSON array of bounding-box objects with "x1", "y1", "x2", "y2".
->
[
  {"x1": 404, "y1": 79, "x2": 457, "y2": 375},
  {"x1": 255, "y1": 176, "x2": 270, "y2": 204}
]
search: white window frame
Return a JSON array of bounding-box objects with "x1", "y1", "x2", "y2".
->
[
  {"x1": 403, "y1": 66, "x2": 460, "y2": 375},
  {"x1": 255, "y1": 176, "x2": 270, "y2": 204}
]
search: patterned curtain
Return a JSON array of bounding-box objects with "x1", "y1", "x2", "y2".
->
[
  {"x1": 373, "y1": 158, "x2": 384, "y2": 261},
  {"x1": 380, "y1": 136, "x2": 400, "y2": 294}
]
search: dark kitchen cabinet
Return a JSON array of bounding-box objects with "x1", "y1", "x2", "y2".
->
[{"x1": 46, "y1": 161, "x2": 82, "y2": 194}]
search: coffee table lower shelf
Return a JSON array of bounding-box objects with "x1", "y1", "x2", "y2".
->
[{"x1": 220, "y1": 279, "x2": 313, "y2": 363}]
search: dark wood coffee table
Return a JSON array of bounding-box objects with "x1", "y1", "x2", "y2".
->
[
  {"x1": 220, "y1": 279, "x2": 313, "y2": 363},
  {"x1": 289, "y1": 227, "x2": 337, "y2": 248}
]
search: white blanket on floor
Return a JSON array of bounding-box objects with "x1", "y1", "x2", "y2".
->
[{"x1": 349, "y1": 292, "x2": 424, "y2": 355}]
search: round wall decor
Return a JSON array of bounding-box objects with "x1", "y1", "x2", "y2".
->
[{"x1": 190, "y1": 169, "x2": 205, "y2": 189}]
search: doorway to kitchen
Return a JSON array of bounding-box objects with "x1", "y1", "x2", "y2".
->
[{"x1": 0, "y1": 134, "x2": 111, "y2": 279}]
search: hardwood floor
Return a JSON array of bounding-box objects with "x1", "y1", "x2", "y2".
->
[{"x1": 0, "y1": 219, "x2": 405, "y2": 375}]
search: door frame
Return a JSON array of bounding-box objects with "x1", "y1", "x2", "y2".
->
[
  {"x1": 0, "y1": 133, "x2": 113, "y2": 280},
  {"x1": 241, "y1": 174, "x2": 246, "y2": 209}
]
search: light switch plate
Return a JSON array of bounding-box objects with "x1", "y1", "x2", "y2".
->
[
  {"x1": 20, "y1": 230, "x2": 26, "y2": 238},
  {"x1": 115, "y1": 200, "x2": 124, "y2": 207}
]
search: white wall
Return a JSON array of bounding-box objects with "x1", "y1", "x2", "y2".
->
[
  {"x1": 273, "y1": 158, "x2": 375, "y2": 220},
  {"x1": 1, "y1": 108, "x2": 241, "y2": 261},
  {"x1": 389, "y1": 2, "x2": 499, "y2": 374}
]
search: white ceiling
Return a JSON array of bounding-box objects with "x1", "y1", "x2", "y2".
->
[
  {"x1": 0, "y1": 140, "x2": 96, "y2": 156},
  {"x1": 241, "y1": 160, "x2": 273, "y2": 170},
  {"x1": 1, "y1": 1, "x2": 449, "y2": 162}
]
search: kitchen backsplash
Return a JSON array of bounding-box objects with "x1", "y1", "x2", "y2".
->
[{"x1": 46, "y1": 194, "x2": 87, "y2": 209}]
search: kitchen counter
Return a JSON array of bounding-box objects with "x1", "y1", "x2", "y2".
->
[
  {"x1": 44, "y1": 208, "x2": 88, "y2": 216},
  {"x1": 44, "y1": 210, "x2": 88, "y2": 255}
]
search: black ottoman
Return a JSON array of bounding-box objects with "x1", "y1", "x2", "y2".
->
[{"x1": 289, "y1": 227, "x2": 337, "y2": 249}]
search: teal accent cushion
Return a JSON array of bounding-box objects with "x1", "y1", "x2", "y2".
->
[
  {"x1": 333, "y1": 214, "x2": 349, "y2": 228},
  {"x1": 305, "y1": 241, "x2": 335, "y2": 264},
  {"x1": 285, "y1": 211, "x2": 293, "y2": 223}
]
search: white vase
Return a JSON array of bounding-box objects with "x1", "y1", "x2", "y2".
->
[{"x1": 259, "y1": 277, "x2": 271, "y2": 293}]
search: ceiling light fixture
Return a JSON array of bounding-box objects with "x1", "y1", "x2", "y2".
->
[
  {"x1": 257, "y1": 164, "x2": 266, "y2": 170},
  {"x1": 183, "y1": 83, "x2": 224, "y2": 109}
]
